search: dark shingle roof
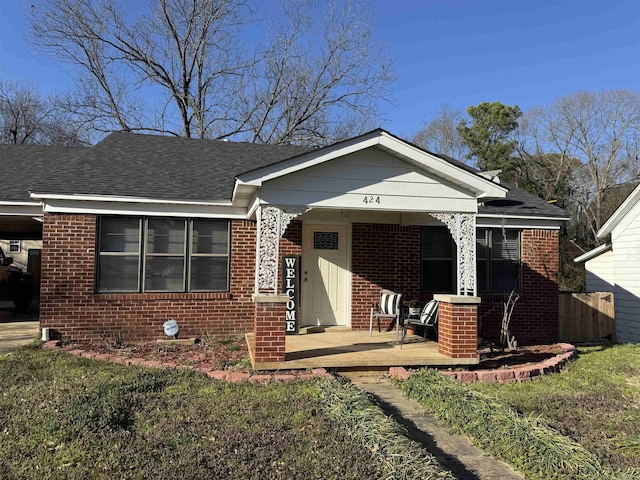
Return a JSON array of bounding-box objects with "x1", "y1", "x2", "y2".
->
[
  {"x1": 0, "y1": 144, "x2": 85, "y2": 202},
  {"x1": 3, "y1": 130, "x2": 569, "y2": 219},
  {"x1": 30, "y1": 132, "x2": 313, "y2": 202},
  {"x1": 480, "y1": 182, "x2": 569, "y2": 218}
]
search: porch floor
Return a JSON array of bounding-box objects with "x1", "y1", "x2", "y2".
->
[{"x1": 247, "y1": 328, "x2": 479, "y2": 371}]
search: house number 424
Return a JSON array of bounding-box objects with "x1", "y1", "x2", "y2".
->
[{"x1": 362, "y1": 195, "x2": 380, "y2": 204}]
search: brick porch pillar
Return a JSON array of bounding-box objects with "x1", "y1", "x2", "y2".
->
[
  {"x1": 434, "y1": 294, "x2": 480, "y2": 359},
  {"x1": 252, "y1": 295, "x2": 288, "y2": 363}
]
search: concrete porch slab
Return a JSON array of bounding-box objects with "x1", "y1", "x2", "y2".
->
[{"x1": 247, "y1": 329, "x2": 479, "y2": 371}]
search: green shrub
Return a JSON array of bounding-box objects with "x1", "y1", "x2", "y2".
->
[
  {"x1": 399, "y1": 369, "x2": 631, "y2": 480},
  {"x1": 317, "y1": 377, "x2": 454, "y2": 480}
]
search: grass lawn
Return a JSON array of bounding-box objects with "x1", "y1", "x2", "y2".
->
[
  {"x1": 0, "y1": 345, "x2": 452, "y2": 480},
  {"x1": 469, "y1": 344, "x2": 640, "y2": 471},
  {"x1": 399, "y1": 343, "x2": 640, "y2": 479}
]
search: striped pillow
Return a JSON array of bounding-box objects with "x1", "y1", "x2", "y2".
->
[
  {"x1": 420, "y1": 300, "x2": 439, "y2": 325},
  {"x1": 380, "y1": 293, "x2": 401, "y2": 315}
]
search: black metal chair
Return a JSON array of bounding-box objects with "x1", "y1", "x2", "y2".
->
[{"x1": 400, "y1": 299, "x2": 438, "y2": 348}]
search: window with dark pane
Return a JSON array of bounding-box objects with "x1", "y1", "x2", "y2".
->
[
  {"x1": 144, "y1": 218, "x2": 186, "y2": 292},
  {"x1": 313, "y1": 232, "x2": 339, "y2": 250},
  {"x1": 190, "y1": 220, "x2": 229, "y2": 291},
  {"x1": 421, "y1": 226, "x2": 455, "y2": 293},
  {"x1": 97, "y1": 217, "x2": 141, "y2": 292},
  {"x1": 490, "y1": 228, "x2": 521, "y2": 292},
  {"x1": 476, "y1": 229, "x2": 488, "y2": 293}
]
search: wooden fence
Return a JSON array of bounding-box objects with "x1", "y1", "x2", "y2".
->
[{"x1": 558, "y1": 292, "x2": 615, "y2": 342}]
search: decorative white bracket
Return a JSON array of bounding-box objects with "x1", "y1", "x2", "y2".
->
[
  {"x1": 431, "y1": 213, "x2": 477, "y2": 296},
  {"x1": 256, "y1": 205, "x2": 307, "y2": 294}
]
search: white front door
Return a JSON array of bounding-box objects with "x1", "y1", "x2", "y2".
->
[{"x1": 302, "y1": 224, "x2": 349, "y2": 326}]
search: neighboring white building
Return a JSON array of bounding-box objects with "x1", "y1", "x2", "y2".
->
[
  {"x1": 574, "y1": 242, "x2": 614, "y2": 292},
  {"x1": 575, "y1": 184, "x2": 640, "y2": 343}
]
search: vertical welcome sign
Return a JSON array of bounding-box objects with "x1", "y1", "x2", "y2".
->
[{"x1": 282, "y1": 255, "x2": 300, "y2": 334}]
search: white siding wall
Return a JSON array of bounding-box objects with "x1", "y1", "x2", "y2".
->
[
  {"x1": 611, "y1": 200, "x2": 640, "y2": 342},
  {"x1": 260, "y1": 147, "x2": 477, "y2": 213},
  {"x1": 585, "y1": 250, "x2": 615, "y2": 292}
]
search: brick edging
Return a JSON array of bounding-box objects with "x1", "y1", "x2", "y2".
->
[
  {"x1": 389, "y1": 343, "x2": 577, "y2": 383},
  {"x1": 42, "y1": 341, "x2": 331, "y2": 383}
]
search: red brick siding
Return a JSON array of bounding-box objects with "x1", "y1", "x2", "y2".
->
[
  {"x1": 253, "y1": 300, "x2": 287, "y2": 363},
  {"x1": 351, "y1": 223, "x2": 421, "y2": 330},
  {"x1": 478, "y1": 229, "x2": 559, "y2": 345},
  {"x1": 40, "y1": 213, "x2": 258, "y2": 341},
  {"x1": 437, "y1": 301, "x2": 478, "y2": 359}
]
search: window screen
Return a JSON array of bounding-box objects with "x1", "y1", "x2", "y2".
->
[
  {"x1": 98, "y1": 217, "x2": 141, "y2": 292},
  {"x1": 96, "y1": 216, "x2": 230, "y2": 293}
]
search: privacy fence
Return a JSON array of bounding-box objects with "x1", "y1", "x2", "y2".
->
[{"x1": 558, "y1": 292, "x2": 615, "y2": 342}]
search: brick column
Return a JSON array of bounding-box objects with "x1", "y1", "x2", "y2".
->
[
  {"x1": 434, "y1": 294, "x2": 480, "y2": 359},
  {"x1": 253, "y1": 295, "x2": 288, "y2": 363}
]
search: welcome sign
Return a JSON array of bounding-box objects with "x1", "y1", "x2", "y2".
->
[{"x1": 282, "y1": 255, "x2": 300, "y2": 334}]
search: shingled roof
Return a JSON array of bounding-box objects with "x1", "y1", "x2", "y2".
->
[
  {"x1": 0, "y1": 144, "x2": 85, "y2": 202},
  {"x1": 3, "y1": 130, "x2": 568, "y2": 219},
  {"x1": 29, "y1": 132, "x2": 314, "y2": 202}
]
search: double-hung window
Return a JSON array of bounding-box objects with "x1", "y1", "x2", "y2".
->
[
  {"x1": 421, "y1": 226, "x2": 455, "y2": 292},
  {"x1": 477, "y1": 228, "x2": 521, "y2": 293},
  {"x1": 421, "y1": 226, "x2": 522, "y2": 294},
  {"x1": 97, "y1": 216, "x2": 229, "y2": 293}
]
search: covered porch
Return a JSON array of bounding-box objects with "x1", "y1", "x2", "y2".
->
[
  {"x1": 246, "y1": 328, "x2": 479, "y2": 371},
  {"x1": 237, "y1": 130, "x2": 508, "y2": 369}
]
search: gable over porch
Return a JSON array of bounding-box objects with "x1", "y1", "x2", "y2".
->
[{"x1": 240, "y1": 131, "x2": 508, "y2": 367}]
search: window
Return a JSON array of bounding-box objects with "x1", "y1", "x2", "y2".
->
[
  {"x1": 9, "y1": 240, "x2": 20, "y2": 253},
  {"x1": 483, "y1": 228, "x2": 521, "y2": 293},
  {"x1": 421, "y1": 226, "x2": 521, "y2": 294},
  {"x1": 421, "y1": 226, "x2": 455, "y2": 292},
  {"x1": 313, "y1": 232, "x2": 339, "y2": 250},
  {"x1": 97, "y1": 216, "x2": 229, "y2": 293}
]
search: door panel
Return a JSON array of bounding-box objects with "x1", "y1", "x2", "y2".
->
[{"x1": 302, "y1": 225, "x2": 349, "y2": 326}]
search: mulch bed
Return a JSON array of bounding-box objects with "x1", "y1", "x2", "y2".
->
[
  {"x1": 61, "y1": 336, "x2": 250, "y2": 371},
  {"x1": 476, "y1": 344, "x2": 566, "y2": 370}
]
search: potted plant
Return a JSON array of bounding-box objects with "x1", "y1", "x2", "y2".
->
[{"x1": 408, "y1": 300, "x2": 422, "y2": 317}]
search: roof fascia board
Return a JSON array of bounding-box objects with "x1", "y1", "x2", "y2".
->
[
  {"x1": 476, "y1": 216, "x2": 561, "y2": 230},
  {"x1": 0, "y1": 203, "x2": 44, "y2": 216},
  {"x1": 477, "y1": 213, "x2": 569, "y2": 222},
  {"x1": 237, "y1": 131, "x2": 507, "y2": 200},
  {"x1": 0, "y1": 201, "x2": 41, "y2": 206},
  {"x1": 573, "y1": 242, "x2": 612, "y2": 263},
  {"x1": 42, "y1": 199, "x2": 246, "y2": 219},
  {"x1": 31, "y1": 192, "x2": 232, "y2": 207},
  {"x1": 597, "y1": 183, "x2": 640, "y2": 238}
]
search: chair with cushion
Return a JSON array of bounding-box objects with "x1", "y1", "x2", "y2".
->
[
  {"x1": 400, "y1": 299, "x2": 438, "y2": 348},
  {"x1": 369, "y1": 290, "x2": 403, "y2": 338}
]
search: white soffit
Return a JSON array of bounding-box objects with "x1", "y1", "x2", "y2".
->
[
  {"x1": 573, "y1": 242, "x2": 612, "y2": 263},
  {"x1": 235, "y1": 130, "x2": 507, "y2": 201}
]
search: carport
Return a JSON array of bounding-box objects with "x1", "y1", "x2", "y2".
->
[{"x1": 0, "y1": 144, "x2": 84, "y2": 322}]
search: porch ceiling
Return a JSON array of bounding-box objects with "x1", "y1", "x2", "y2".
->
[{"x1": 247, "y1": 330, "x2": 479, "y2": 371}]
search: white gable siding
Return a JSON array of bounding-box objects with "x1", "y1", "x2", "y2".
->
[
  {"x1": 585, "y1": 250, "x2": 615, "y2": 292},
  {"x1": 611, "y1": 200, "x2": 640, "y2": 342},
  {"x1": 260, "y1": 147, "x2": 477, "y2": 213}
]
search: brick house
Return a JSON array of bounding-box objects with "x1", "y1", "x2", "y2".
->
[{"x1": 1, "y1": 130, "x2": 568, "y2": 367}]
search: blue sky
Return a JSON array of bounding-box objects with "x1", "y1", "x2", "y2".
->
[{"x1": 1, "y1": 0, "x2": 638, "y2": 139}]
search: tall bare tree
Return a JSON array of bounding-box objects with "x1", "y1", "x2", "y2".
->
[
  {"x1": 0, "y1": 80, "x2": 84, "y2": 145},
  {"x1": 27, "y1": 0, "x2": 392, "y2": 145},
  {"x1": 529, "y1": 90, "x2": 640, "y2": 241},
  {"x1": 413, "y1": 103, "x2": 468, "y2": 160}
]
